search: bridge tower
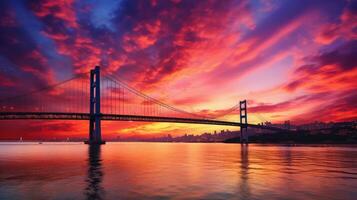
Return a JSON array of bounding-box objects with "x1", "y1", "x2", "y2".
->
[
  {"x1": 240, "y1": 100, "x2": 248, "y2": 144},
  {"x1": 86, "y1": 66, "x2": 105, "y2": 145}
]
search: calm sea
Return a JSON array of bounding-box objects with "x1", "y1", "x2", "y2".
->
[{"x1": 0, "y1": 142, "x2": 356, "y2": 200}]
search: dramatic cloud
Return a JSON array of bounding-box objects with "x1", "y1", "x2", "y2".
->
[
  {"x1": 285, "y1": 40, "x2": 357, "y2": 93},
  {"x1": 315, "y1": 1, "x2": 357, "y2": 44},
  {"x1": 0, "y1": 0, "x2": 356, "y2": 139}
]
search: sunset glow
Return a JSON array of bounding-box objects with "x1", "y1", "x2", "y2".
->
[{"x1": 0, "y1": 0, "x2": 356, "y2": 139}]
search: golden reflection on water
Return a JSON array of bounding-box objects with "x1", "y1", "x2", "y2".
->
[{"x1": 0, "y1": 143, "x2": 356, "y2": 200}]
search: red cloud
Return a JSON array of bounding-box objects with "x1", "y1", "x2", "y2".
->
[
  {"x1": 1, "y1": 0, "x2": 356, "y2": 139},
  {"x1": 249, "y1": 95, "x2": 311, "y2": 114},
  {"x1": 31, "y1": 0, "x2": 78, "y2": 28},
  {"x1": 0, "y1": 74, "x2": 16, "y2": 87},
  {"x1": 315, "y1": 4, "x2": 357, "y2": 44},
  {"x1": 290, "y1": 90, "x2": 357, "y2": 123},
  {"x1": 116, "y1": 0, "x2": 256, "y2": 92},
  {"x1": 43, "y1": 32, "x2": 102, "y2": 73},
  {"x1": 123, "y1": 20, "x2": 162, "y2": 51},
  {"x1": 284, "y1": 41, "x2": 357, "y2": 93}
]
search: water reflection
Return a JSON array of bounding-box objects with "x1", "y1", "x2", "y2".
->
[
  {"x1": 85, "y1": 145, "x2": 104, "y2": 200},
  {"x1": 240, "y1": 144, "x2": 250, "y2": 199},
  {"x1": 0, "y1": 143, "x2": 356, "y2": 200}
]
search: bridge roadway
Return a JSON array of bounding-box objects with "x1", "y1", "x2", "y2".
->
[{"x1": 0, "y1": 112, "x2": 285, "y2": 131}]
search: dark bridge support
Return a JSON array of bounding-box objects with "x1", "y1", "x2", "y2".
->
[
  {"x1": 86, "y1": 66, "x2": 105, "y2": 145},
  {"x1": 240, "y1": 100, "x2": 248, "y2": 144}
]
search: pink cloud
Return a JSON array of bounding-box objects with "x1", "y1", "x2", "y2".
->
[
  {"x1": 31, "y1": 0, "x2": 78, "y2": 28},
  {"x1": 315, "y1": 4, "x2": 357, "y2": 44}
]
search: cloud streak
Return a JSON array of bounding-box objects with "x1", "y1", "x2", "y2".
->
[{"x1": 0, "y1": 0, "x2": 356, "y2": 139}]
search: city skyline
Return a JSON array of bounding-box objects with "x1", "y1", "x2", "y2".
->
[{"x1": 0, "y1": 0, "x2": 356, "y2": 139}]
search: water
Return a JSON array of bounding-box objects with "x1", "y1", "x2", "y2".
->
[{"x1": 0, "y1": 143, "x2": 356, "y2": 200}]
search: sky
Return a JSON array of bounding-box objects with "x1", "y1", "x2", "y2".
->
[{"x1": 0, "y1": 0, "x2": 356, "y2": 140}]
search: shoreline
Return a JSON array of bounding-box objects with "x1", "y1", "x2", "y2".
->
[{"x1": 1, "y1": 141, "x2": 357, "y2": 146}]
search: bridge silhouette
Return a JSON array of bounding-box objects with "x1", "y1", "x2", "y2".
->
[{"x1": 0, "y1": 66, "x2": 286, "y2": 144}]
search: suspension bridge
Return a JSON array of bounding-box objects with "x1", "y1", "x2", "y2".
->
[{"x1": 0, "y1": 66, "x2": 286, "y2": 145}]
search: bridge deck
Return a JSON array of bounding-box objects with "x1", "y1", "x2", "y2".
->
[{"x1": 0, "y1": 112, "x2": 285, "y2": 131}]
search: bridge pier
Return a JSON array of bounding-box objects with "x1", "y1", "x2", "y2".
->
[
  {"x1": 85, "y1": 66, "x2": 105, "y2": 145},
  {"x1": 240, "y1": 100, "x2": 248, "y2": 144}
]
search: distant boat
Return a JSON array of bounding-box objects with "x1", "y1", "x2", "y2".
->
[{"x1": 39, "y1": 142, "x2": 42, "y2": 144}]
